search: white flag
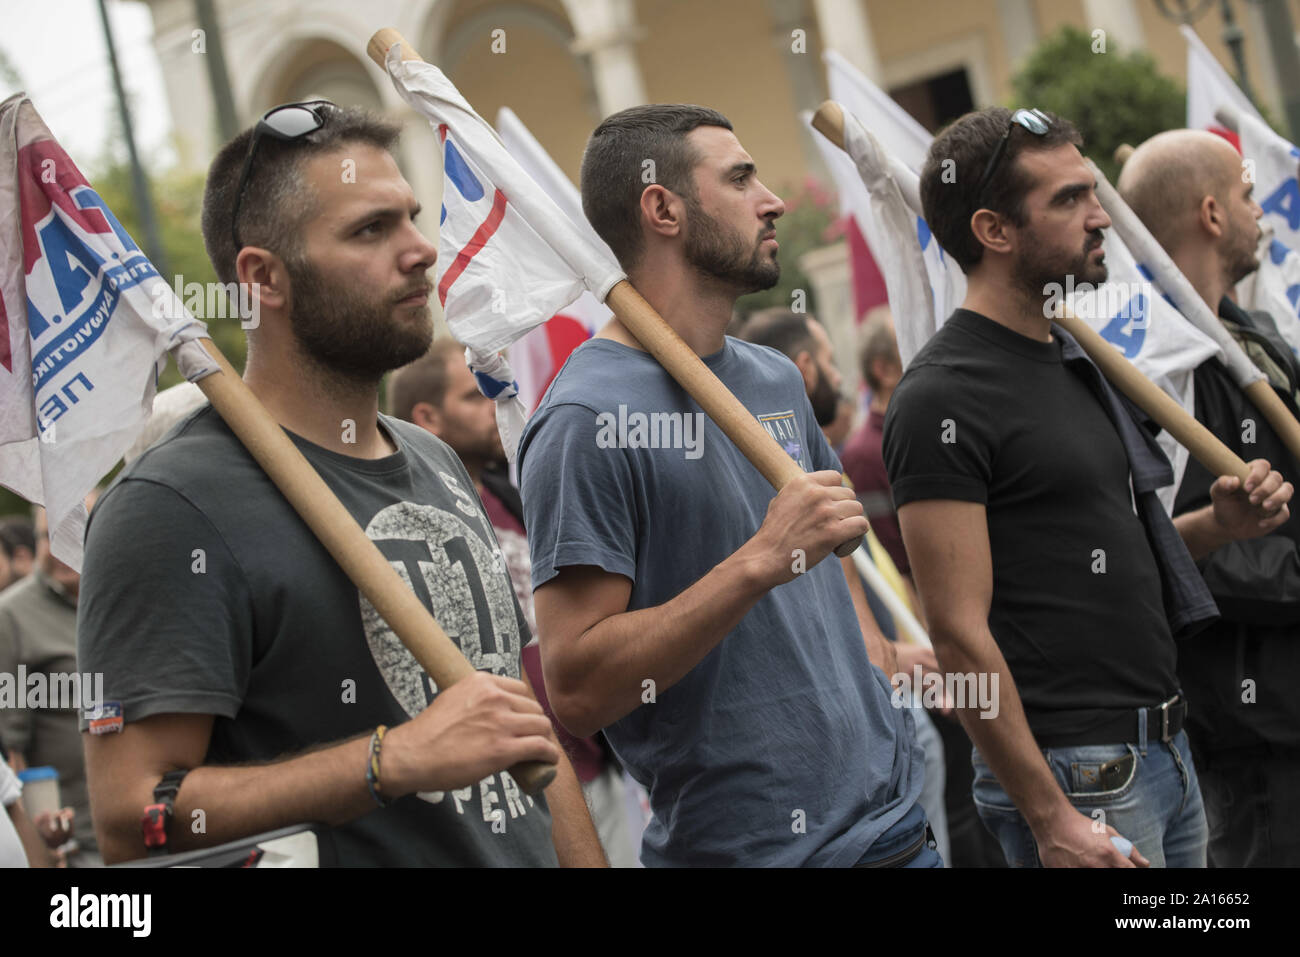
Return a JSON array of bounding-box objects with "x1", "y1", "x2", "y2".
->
[
  {"x1": 382, "y1": 50, "x2": 623, "y2": 354},
  {"x1": 494, "y1": 107, "x2": 610, "y2": 412},
  {"x1": 819, "y1": 54, "x2": 965, "y2": 362},
  {"x1": 1183, "y1": 24, "x2": 1263, "y2": 134},
  {"x1": 0, "y1": 94, "x2": 211, "y2": 568},
  {"x1": 379, "y1": 50, "x2": 624, "y2": 462},
  {"x1": 809, "y1": 107, "x2": 957, "y2": 367}
]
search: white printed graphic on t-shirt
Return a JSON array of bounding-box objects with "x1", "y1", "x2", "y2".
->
[
  {"x1": 757, "y1": 410, "x2": 810, "y2": 471},
  {"x1": 360, "y1": 501, "x2": 534, "y2": 815}
]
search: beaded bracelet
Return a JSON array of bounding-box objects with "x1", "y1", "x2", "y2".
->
[{"x1": 365, "y1": 724, "x2": 390, "y2": 808}]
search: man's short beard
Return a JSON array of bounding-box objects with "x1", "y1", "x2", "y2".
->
[
  {"x1": 1012, "y1": 228, "x2": 1107, "y2": 307},
  {"x1": 284, "y1": 256, "x2": 434, "y2": 383},
  {"x1": 682, "y1": 194, "x2": 780, "y2": 294},
  {"x1": 809, "y1": 363, "x2": 839, "y2": 426},
  {"x1": 1226, "y1": 228, "x2": 1262, "y2": 288}
]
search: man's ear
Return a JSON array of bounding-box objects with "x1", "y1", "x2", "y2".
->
[
  {"x1": 970, "y1": 209, "x2": 1014, "y2": 257},
  {"x1": 235, "y1": 246, "x2": 290, "y2": 314},
  {"x1": 1199, "y1": 194, "x2": 1224, "y2": 239},
  {"x1": 640, "y1": 184, "x2": 683, "y2": 240},
  {"x1": 793, "y1": 349, "x2": 817, "y2": 393},
  {"x1": 410, "y1": 401, "x2": 442, "y2": 434}
]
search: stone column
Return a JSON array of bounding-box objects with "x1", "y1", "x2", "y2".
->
[
  {"x1": 811, "y1": 0, "x2": 881, "y2": 83},
  {"x1": 1081, "y1": 0, "x2": 1146, "y2": 52},
  {"x1": 563, "y1": 0, "x2": 647, "y2": 117}
]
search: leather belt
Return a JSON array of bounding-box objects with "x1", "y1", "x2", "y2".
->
[{"x1": 1034, "y1": 694, "x2": 1186, "y2": 749}]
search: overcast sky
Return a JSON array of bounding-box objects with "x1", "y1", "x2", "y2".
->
[{"x1": 1, "y1": 0, "x2": 172, "y2": 172}]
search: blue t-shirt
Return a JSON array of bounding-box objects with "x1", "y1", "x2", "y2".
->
[{"x1": 518, "y1": 336, "x2": 922, "y2": 866}]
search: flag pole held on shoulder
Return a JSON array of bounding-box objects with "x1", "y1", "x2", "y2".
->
[
  {"x1": 811, "y1": 100, "x2": 1250, "y2": 483},
  {"x1": 187, "y1": 339, "x2": 557, "y2": 794},
  {"x1": 368, "y1": 28, "x2": 865, "y2": 557}
]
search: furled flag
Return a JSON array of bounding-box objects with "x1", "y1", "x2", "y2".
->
[
  {"x1": 808, "y1": 107, "x2": 955, "y2": 367},
  {"x1": 0, "y1": 94, "x2": 212, "y2": 569},
  {"x1": 820, "y1": 52, "x2": 964, "y2": 353},
  {"x1": 379, "y1": 49, "x2": 625, "y2": 462},
  {"x1": 821, "y1": 50, "x2": 940, "y2": 325},
  {"x1": 494, "y1": 107, "x2": 608, "y2": 413}
]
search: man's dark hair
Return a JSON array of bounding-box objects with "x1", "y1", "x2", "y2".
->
[
  {"x1": 580, "y1": 104, "x2": 733, "y2": 271},
  {"x1": 387, "y1": 338, "x2": 467, "y2": 423},
  {"x1": 0, "y1": 516, "x2": 34, "y2": 561},
  {"x1": 858, "y1": 311, "x2": 898, "y2": 392},
  {"x1": 200, "y1": 106, "x2": 402, "y2": 287},
  {"x1": 736, "y1": 307, "x2": 817, "y2": 361},
  {"x1": 921, "y1": 107, "x2": 1082, "y2": 273}
]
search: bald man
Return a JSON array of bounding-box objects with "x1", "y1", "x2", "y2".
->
[{"x1": 1121, "y1": 130, "x2": 1300, "y2": 867}]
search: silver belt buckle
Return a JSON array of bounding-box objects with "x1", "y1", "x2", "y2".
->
[{"x1": 1160, "y1": 694, "x2": 1180, "y2": 742}]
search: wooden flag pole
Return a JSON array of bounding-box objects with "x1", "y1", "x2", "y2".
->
[
  {"x1": 367, "y1": 29, "x2": 864, "y2": 559},
  {"x1": 190, "y1": 337, "x2": 556, "y2": 795},
  {"x1": 811, "y1": 101, "x2": 1250, "y2": 483},
  {"x1": 1084, "y1": 157, "x2": 1300, "y2": 471}
]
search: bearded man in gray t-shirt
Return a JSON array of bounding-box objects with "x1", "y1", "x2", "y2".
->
[
  {"x1": 520, "y1": 104, "x2": 927, "y2": 867},
  {"x1": 76, "y1": 102, "x2": 603, "y2": 866}
]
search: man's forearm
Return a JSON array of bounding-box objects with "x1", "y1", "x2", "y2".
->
[
  {"x1": 96, "y1": 730, "x2": 376, "y2": 862},
  {"x1": 930, "y1": 625, "x2": 1071, "y2": 834},
  {"x1": 1173, "y1": 504, "x2": 1231, "y2": 561},
  {"x1": 545, "y1": 752, "x2": 607, "y2": 867},
  {"x1": 551, "y1": 548, "x2": 776, "y2": 736}
]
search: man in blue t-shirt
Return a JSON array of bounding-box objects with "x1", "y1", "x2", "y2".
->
[{"x1": 518, "y1": 104, "x2": 927, "y2": 867}]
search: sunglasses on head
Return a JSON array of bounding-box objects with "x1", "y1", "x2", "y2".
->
[
  {"x1": 230, "y1": 100, "x2": 339, "y2": 251},
  {"x1": 972, "y1": 108, "x2": 1052, "y2": 210}
]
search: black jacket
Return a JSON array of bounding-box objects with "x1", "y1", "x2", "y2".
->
[{"x1": 1172, "y1": 298, "x2": 1300, "y2": 755}]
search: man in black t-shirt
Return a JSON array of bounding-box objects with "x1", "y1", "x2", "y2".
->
[
  {"x1": 77, "y1": 103, "x2": 603, "y2": 865},
  {"x1": 1121, "y1": 129, "x2": 1300, "y2": 866},
  {"x1": 884, "y1": 108, "x2": 1292, "y2": 868}
]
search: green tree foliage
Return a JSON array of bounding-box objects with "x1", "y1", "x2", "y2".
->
[
  {"x1": 90, "y1": 158, "x2": 248, "y2": 385},
  {"x1": 1012, "y1": 26, "x2": 1185, "y2": 184}
]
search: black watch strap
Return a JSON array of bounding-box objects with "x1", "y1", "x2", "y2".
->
[{"x1": 142, "y1": 769, "x2": 189, "y2": 857}]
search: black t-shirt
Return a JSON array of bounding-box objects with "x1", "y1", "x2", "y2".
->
[
  {"x1": 883, "y1": 309, "x2": 1178, "y2": 740},
  {"x1": 77, "y1": 407, "x2": 557, "y2": 866}
]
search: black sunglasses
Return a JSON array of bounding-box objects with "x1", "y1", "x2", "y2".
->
[
  {"x1": 230, "y1": 100, "x2": 338, "y2": 251},
  {"x1": 973, "y1": 108, "x2": 1052, "y2": 210}
]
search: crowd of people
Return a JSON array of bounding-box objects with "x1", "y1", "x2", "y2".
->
[{"x1": 1, "y1": 92, "x2": 1296, "y2": 868}]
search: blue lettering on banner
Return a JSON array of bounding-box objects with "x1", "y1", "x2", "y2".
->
[
  {"x1": 1099, "y1": 293, "x2": 1147, "y2": 358},
  {"x1": 30, "y1": 258, "x2": 157, "y2": 392},
  {"x1": 26, "y1": 186, "x2": 157, "y2": 394},
  {"x1": 1262, "y1": 178, "x2": 1300, "y2": 232}
]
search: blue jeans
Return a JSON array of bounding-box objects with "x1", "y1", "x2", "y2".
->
[
  {"x1": 852, "y1": 802, "x2": 944, "y2": 868},
  {"x1": 971, "y1": 729, "x2": 1208, "y2": 868}
]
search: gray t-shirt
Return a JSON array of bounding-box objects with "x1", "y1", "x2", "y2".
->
[
  {"x1": 518, "y1": 337, "x2": 922, "y2": 867},
  {"x1": 77, "y1": 407, "x2": 557, "y2": 867},
  {"x1": 0, "y1": 573, "x2": 95, "y2": 852}
]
